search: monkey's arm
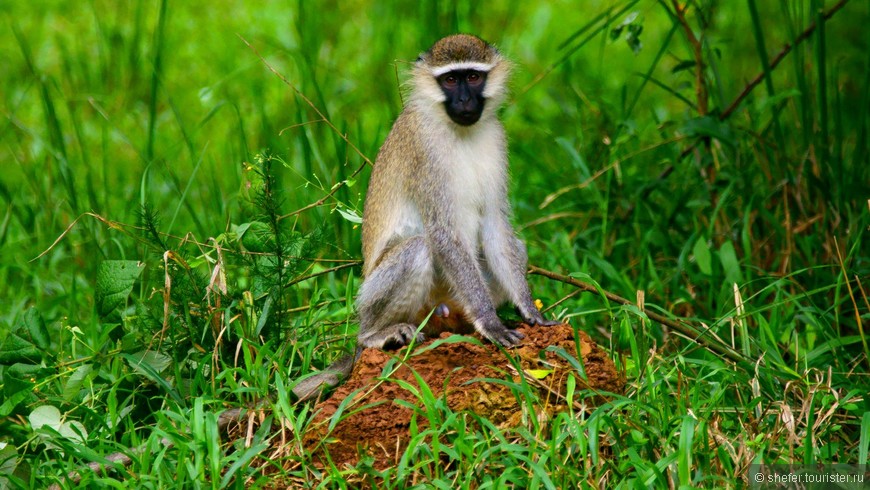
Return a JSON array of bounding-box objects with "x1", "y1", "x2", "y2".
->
[
  {"x1": 429, "y1": 226, "x2": 523, "y2": 346},
  {"x1": 421, "y1": 185, "x2": 523, "y2": 346},
  {"x1": 481, "y1": 205, "x2": 560, "y2": 327}
]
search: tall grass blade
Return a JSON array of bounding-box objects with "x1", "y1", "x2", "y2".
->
[
  {"x1": 146, "y1": 0, "x2": 168, "y2": 162},
  {"x1": 860, "y1": 412, "x2": 870, "y2": 465},
  {"x1": 747, "y1": 0, "x2": 786, "y2": 152},
  {"x1": 813, "y1": 0, "x2": 830, "y2": 198}
]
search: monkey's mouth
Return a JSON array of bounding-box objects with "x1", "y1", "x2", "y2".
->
[{"x1": 449, "y1": 110, "x2": 483, "y2": 126}]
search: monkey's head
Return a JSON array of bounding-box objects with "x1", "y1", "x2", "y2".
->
[{"x1": 412, "y1": 34, "x2": 511, "y2": 127}]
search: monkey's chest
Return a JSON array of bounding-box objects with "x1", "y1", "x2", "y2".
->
[{"x1": 444, "y1": 140, "x2": 501, "y2": 241}]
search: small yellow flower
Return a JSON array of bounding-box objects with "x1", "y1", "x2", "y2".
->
[{"x1": 534, "y1": 299, "x2": 543, "y2": 310}]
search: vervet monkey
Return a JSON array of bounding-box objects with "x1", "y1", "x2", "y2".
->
[{"x1": 293, "y1": 34, "x2": 556, "y2": 400}]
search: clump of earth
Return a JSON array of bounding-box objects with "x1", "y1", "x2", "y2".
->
[{"x1": 294, "y1": 322, "x2": 624, "y2": 470}]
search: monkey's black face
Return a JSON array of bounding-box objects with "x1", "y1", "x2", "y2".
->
[{"x1": 437, "y1": 70, "x2": 487, "y2": 126}]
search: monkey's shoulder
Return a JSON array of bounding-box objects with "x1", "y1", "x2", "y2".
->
[{"x1": 375, "y1": 111, "x2": 423, "y2": 163}]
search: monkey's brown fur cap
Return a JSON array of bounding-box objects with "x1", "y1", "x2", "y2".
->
[{"x1": 419, "y1": 34, "x2": 499, "y2": 65}]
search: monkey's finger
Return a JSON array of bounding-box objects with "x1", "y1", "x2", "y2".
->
[
  {"x1": 522, "y1": 309, "x2": 561, "y2": 327},
  {"x1": 381, "y1": 323, "x2": 426, "y2": 350},
  {"x1": 534, "y1": 318, "x2": 562, "y2": 327},
  {"x1": 488, "y1": 327, "x2": 524, "y2": 347}
]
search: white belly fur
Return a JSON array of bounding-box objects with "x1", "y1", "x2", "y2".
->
[{"x1": 442, "y1": 125, "x2": 504, "y2": 249}]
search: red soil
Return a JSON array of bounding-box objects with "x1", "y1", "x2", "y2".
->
[{"x1": 300, "y1": 323, "x2": 624, "y2": 470}]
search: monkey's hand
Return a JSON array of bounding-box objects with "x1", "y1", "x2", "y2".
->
[
  {"x1": 474, "y1": 314, "x2": 524, "y2": 347},
  {"x1": 518, "y1": 304, "x2": 561, "y2": 327}
]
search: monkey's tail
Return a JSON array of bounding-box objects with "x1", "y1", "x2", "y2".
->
[{"x1": 291, "y1": 347, "x2": 363, "y2": 402}]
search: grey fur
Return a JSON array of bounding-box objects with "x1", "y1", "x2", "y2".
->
[
  {"x1": 292, "y1": 35, "x2": 557, "y2": 401},
  {"x1": 291, "y1": 348, "x2": 361, "y2": 402},
  {"x1": 358, "y1": 35, "x2": 557, "y2": 351}
]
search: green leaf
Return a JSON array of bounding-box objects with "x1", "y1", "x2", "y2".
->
[
  {"x1": 335, "y1": 206, "x2": 363, "y2": 224},
  {"x1": 125, "y1": 350, "x2": 172, "y2": 376},
  {"x1": 567, "y1": 271, "x2": 612, "y2": 313},
  {"x1": 95, "y1": 260, "x2": 144, "y2": 318},
  {"x1": 122, "y1": 352, "x2": 183, "y2": 405},
  {"x1": 58, "y1": 420, "x2": 88, "y2": 444},
  {"x1": 28, "y1": 405, "x2": 62, "y2": 431},
  {"x1": 719, "y1": 240, "x2": 743, "y2": 285},
  {"x1": 679, "y1": 116, "x2": 736, "y2": 146},
  {"x1": 0, "y1": 334, "x2": 41, "y2": 364},
  {"x1": 0, "y1": 389, "x2": 32, "y2": 417},
  {"x1": 547, "y1": 346, "x2": 588, "y2": 381},
  {"x1": 220, "y1": 442, "x2": 269, "y2": 488},
  {"x1": 678, "y1": 416, "x2": 695, "y2": 485},
  {"x1": 527, "y1": 369, "x2": 553, "y2": 379},
  {"x1": 2, "y1": 309, "x2": 52, "y2": 364},
  {"x1": 28, "y1": 405, "x2": 89, "y2": 446},
  {"x1": 565, "y1": 374, "x2": 575, "y2": 405},
  {"x1": 860, "y1": 411, "x2": 870, "y2": 465},
  {"x1": 413, "y1": 334, "x2": 481, "y2": 356},
  {"x1": 238, "y1": 221, "x2": 274, "y2": 252},
  {"x1": 758, "y1": 89, "x2": 801, "y2": 112},
  {"x1": 255, "y1": 293, "x2": 273, "y2": 337},
  {"x1": 19, "y1": 308, "x2": 49, "y2": 350},
  {"x1": 693, "y1": 237, "x2": 713, "y2": 276},
  {"x1": 63, "y1": 364, "x2": 94, "y2": 401},
  {"x1": 0, "y1": 442, "x2": 18, "y2": 481}
]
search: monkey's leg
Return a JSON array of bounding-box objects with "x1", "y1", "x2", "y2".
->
[
  {"x1": 481, "y1": 222, "x2": 560, "y2": 327},
  {"x1": 357, "y1": 235, "x2": 434, "y2": 349}
]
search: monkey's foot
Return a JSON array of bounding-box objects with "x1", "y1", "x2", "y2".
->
[
  {"x1": 362, "y1": 323, "x2": 425, "y2": 351},
  {"x1": 529, "y1": 317, "x2": 561, "y2": 327},
  {"x1": 518, "y1": 306, "x2": 561, "y2": 327},
  {"x1": 475, "y1": 317, "x2": 524, "y2": 347}
]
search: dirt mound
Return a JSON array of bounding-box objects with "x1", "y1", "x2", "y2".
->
[{"x1": 300, "y1": 323, "x2": 623, "y2": 470}]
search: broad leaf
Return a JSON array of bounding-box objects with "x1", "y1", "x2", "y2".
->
[
  {"x1": 28, "y1": 405, "x2": 62, "y2": 431},
  {"x1": 693, "y1": 237, "x2": 713, "y2": 276},
  {"x1": 95, "y1": 260, "x2": 144, "y2": 318},
  {"x1": 0, "y1": 334, "x2": 40, "y2": 364},
  {"x1": 19, "y1": 308, "x2": 49, "y2": 350}
]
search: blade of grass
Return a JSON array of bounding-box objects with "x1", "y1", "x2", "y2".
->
[
  {"x1": 12, "y1": 25, "x2": 79, "y2": 213},
  {"x1": 678, "y1": 415, "x2": 695, "y2": 486},
  {"x1": 860, "y1": 411, "x2": 870, "y2": 465},
  {"x1": 747, "y1": 0, "x2": 786, "y2": 152},
  {"x1": 146, "y1": 0, "x2": 168, "y2": 163},
  {"x1": 812, "y1": 0, "x2": 830, "y2": 196},
  {"x1": 521, "y1": 0, "x2": 640, "y2": 95},
  {"x1": 625, "y1": 22, "x2": 678, "y2": 120}
]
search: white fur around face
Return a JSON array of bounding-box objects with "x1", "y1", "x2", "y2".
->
[
  {"x1": 412, "y1": 71, "x2": 448, "y2": 104},
  {"x1": 430, "y1": 61, "x2": 496, "y2": 77},
  {"x1": 481, "y1": 62, "x2": 510, "y2": 102},
  {"x1": 409, "y1": 62, "x2": 510, "y2": 127}
]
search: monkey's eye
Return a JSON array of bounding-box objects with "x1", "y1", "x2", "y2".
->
[
  {"x1": 441, "y1": 75, "x2": 458, "y2": 86},
  {"x1": 466, "y1": 71, "x2": 484, "y2": 86}
]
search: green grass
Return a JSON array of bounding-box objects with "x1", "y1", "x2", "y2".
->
[{"x1": 1, "y1": 0, "x2": 868, "y2": 488}]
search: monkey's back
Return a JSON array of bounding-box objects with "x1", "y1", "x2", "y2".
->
[{"x1": 361, "y1": 110, "x2": 426, "y2": 276}]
